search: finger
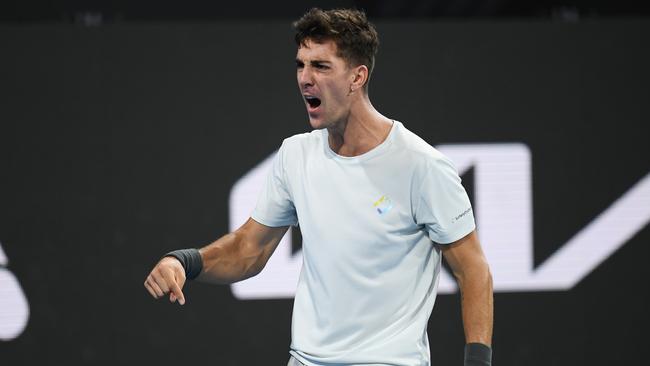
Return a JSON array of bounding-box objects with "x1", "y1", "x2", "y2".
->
[
  {"x1": 146, "y1": 275, "x2": 165, "y2": 298},
  {"x1": 144, "y1": 279, "x2": 161, "y2": 298},
  {"x1": 150, "y1": 271, "x2": 170, "y2": 294},
  {"x1": 147, "y1": 278, "x2": 164, "y2": 298},
  {"x1": 168, "y1": 281, "x2": 185, "y2": 305},
  {"x1": 144, "y1": 281, "x2": 158, "y2": 299},
  {"x1": 174, "y1": 268, "x2": 187, "y2": 305},
  {"x1": 162, "y1": 269, "x2": 186, "y2": 306},
  {"x1": 169, "y1": 292, "x2": 177, "y2": 303}
]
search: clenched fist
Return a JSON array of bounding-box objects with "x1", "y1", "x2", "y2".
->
[{"x1": 144, "y1": 256, "x2": 187, "y2": 305}]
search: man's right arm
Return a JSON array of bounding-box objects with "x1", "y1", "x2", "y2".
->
[
  {"x1": 197, "y1": 218, "x2": 289, "y2": 284},
  {"x1": 143, "y1": 218, "x2": 289, "y2": 305}
]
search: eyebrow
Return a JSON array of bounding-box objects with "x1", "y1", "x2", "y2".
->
[{"x1": 295, "y1": 59, "x2": 332, "y2": 66}]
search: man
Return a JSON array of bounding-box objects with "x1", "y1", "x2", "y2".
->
[{"x1": 144, "y1": 8, "x2": 493, "y2": 366}]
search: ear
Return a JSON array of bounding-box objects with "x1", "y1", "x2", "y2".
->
[{"x1": 349, "y1": 65, "x2": 369, "y2": 93}]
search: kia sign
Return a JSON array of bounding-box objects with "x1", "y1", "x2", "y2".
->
[
  {"x1": 0, "y1": 241, "x2": 29, "y2": 341},
  {"x1": 229, "y1": 144, "x2": 650, "y2": 299}
]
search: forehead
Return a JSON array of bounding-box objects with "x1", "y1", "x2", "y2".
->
[{"x1": 296, "y1": 38, "x2": 343, "y2": 62}]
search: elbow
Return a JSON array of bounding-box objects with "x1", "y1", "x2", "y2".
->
[
  {"x1": 456, "y1": 260, "x2": 493, "y2": 291},
  {"x1": 477, "y1": 260, "x2": 493, "y2": 290},
  {"x1": 486, "y1": 265, "x2": 493, "y2": 292},
  {"x1": 474, "y1": 255, "x2": 492, "y2": 286},
  {"x1": 243, "y1": 254, "x2": 267, "y2": 278},
  {"x1": 235, "y1": 236, "x2": 269, "y2": 279}
]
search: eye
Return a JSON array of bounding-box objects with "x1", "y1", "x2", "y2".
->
[
  {"x1": 314, "y1": 64, "x2": 329, "y2": 70},
  {"x1": 296, "y1": 61, "x2": 304, "y2": 69}
]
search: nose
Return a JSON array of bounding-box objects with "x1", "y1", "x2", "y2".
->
[{"x1": 298, "y1": 66, "x2": 314, "y2": 88}]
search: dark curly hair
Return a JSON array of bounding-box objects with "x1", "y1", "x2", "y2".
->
[{"x1": 293, "y1": 8, "x2": 379, "y2": 89}]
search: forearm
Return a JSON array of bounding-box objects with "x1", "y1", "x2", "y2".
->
[
  {"x1": 196, "y1": 230, "x2": 268, "y2": 285},
  {"x1": 457, "y1": 264, "x2": 494, "y2": 346}
]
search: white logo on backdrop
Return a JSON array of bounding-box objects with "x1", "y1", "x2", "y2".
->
[
  {"x1": 228, "y1": 143, "x2": 650, "y2": 299},
  {"x1": 0, "y1": 241, "x2": 30, "y2": 340}
]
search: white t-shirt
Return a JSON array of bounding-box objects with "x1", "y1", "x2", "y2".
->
[{"x1": 252, "y1": 121, "x2": 475, "y2": 366}]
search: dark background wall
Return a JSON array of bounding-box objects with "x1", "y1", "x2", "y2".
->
[
  {"x1": 2, "y1": 0, "x2": 649, "y2": 22},
  {"x1": 1, "y1": 18, "x2": 649, "y2": 365}
]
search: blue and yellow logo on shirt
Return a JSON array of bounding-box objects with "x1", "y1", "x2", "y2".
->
[{"x1": 373, "y1": 195, "x2": 393, "y2": 215}]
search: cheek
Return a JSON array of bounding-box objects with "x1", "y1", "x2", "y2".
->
[{"x1": 323, "y1": 82, "x2": 349, "y2": 106}]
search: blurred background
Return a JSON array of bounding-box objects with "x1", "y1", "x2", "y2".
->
[
  {"x1": 1, "y1": 1, "x2": 649, "y2": 365},
  {"x1": 1, "y1": 0, "x2": 650, "y2": 22}
]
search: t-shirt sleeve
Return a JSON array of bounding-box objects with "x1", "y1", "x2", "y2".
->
[
  {"x1": 415, "y1": 155, "x2": 476, "y2": 244},
  {"x1": 251, "y1": 141, "x2": 299, "y2": 227}
]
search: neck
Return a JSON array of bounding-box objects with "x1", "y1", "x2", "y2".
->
[{"x1": 327, "y1": 95, "x2": 393, "y2": 157}]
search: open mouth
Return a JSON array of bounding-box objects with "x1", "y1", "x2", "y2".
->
[{"x1": 305, "y1": 96, "x2": 322, "y2": 109}]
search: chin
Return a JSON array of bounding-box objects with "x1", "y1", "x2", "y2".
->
[{"x1": 308, "y1": 116, "x2": 328, "y2": 130}]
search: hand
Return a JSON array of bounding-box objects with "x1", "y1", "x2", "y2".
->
[{"x1": 144, "y1": 256, "x2": 187, "y2": 305}]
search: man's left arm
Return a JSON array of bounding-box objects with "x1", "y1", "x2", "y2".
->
[{"x1": 441, "y1": 230, "x2": 494, "y2": 365}]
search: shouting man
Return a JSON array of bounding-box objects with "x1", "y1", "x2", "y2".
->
[{"x1": 144, "y1": 8, "x2": 493, "y2": 366}]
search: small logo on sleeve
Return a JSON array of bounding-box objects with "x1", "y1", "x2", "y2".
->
[
  {"x1": 373, "y1": 195, "x2": 393, "y2": 215},
  {"x1": 451, "y1": 207, "x2": 473, "y2": 223}
]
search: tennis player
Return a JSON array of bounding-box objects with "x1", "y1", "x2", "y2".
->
[{"x1": 144, "y1": 8, "x2": 493, "y2": 366}]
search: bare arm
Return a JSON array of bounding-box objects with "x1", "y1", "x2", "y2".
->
[
  {"x1": 144, "y1": 218, "x2": 289, "y2": 304},
  {"x1": 441, "y1": 230, "x2": 493, "y2": 346},
  {"x1": 197, "y1": 218, "x2": 289, "y2": 284}
]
